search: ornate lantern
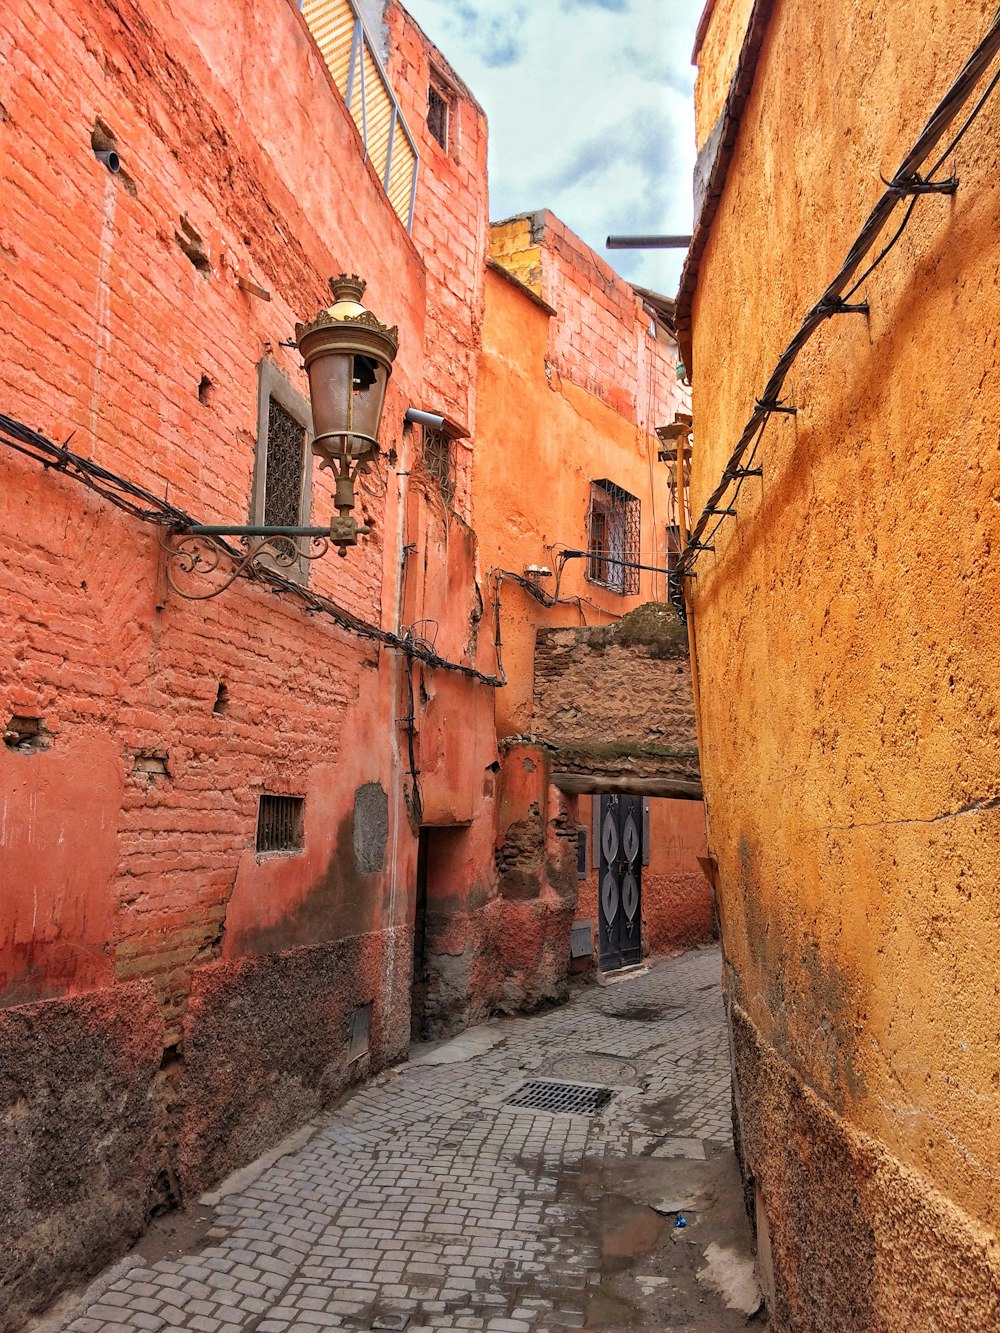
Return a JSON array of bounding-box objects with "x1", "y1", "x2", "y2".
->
[{"x1": 295, "y1": 274, "x2": 398, "y2": 553}]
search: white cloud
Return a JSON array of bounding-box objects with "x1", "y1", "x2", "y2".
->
[{"x1": 402, "y1": 0, "x2": 698, "y2": 295}]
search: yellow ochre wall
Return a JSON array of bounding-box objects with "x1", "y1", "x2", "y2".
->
[{"x1": 688, "y1": 2, "x2": 1000, "y2": 1328}]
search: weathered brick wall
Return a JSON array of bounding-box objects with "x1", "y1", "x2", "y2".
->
[
  {"x1": 490, "y1": 211, "x2": 686, "y2": 426},
  {"x1": 0, "y1": 0, "x2": 494, "y2": 1319},
  {"x1": 532, "y1": 606, "x2": 700, "y2": 784},
  {"x1": 383, "y1": 2, "x2": 489, "y2": 522}
]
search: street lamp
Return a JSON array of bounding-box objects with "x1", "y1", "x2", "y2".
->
[
  {"x1": 296, "y1": 274, "x2": 398, "y2": 554},
  {"x1": 163, "y1": 274, "x2": 399, "y2": 598}
]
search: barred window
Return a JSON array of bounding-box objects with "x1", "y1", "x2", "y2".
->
[
  {"x1": 253, "y1": 361, "x2": 312, "y2": 580},
  {"x1": 428, "y1": 83, "x2": 449, "y2": 151},
  {"x1": 263, "y1": 398, "x2": 305, "y2": 527},
  {"x1": 256, "y1": 794, "x2": 305, "y2": 855},
  {"x1": 424, "y1": 427, "x2": 455, "y2": 505},
  {"x1": 586, "y1": 480, "x2": 640, "y2": 594}
]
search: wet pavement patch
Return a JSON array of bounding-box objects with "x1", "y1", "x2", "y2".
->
[{"x1": 598, "y1": 1194, "x2": 667, "y2": 1272}]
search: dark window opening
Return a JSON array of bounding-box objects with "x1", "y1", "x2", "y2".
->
[
  {"x1": 586, "y1": 480, "x2": 640, "y2": 594},
  {"x1": 428, "y1": 83, "x2": 449, "y2": 151},
  {"x1": 577, "y1": 828, "x2": 589, "y2": 881},
  {"x1": 256, "y1": 794, "x2": 305, "y2": 855},
  {"x1": 263, "y1": 397, "x2": 306, "y2": 527},
  {"x1": 424, "y1": 427, "x2": 455, "y2": 505}
]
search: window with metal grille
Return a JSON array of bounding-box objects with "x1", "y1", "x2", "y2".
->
[
  {"x1": 253, "y1": 361, "x2": 312, "y2": 580},
  {"x1": 424, "y1": 427, "x2": 454, "y2": 504},
  {"x1": 264, "y1": 398, "x2": 306, "y2": 527},
  {"x1": 256, "y1": 794, "x2": 305, "y2": 855},
  {"x1": 427, "y1": 83, "x2": 449, "y2": 151},
  {"x1": 586, "y1": 480, "x2": 640, "y2": 594}
]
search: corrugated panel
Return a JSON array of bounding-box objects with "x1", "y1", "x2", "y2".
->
[
  {"x1": 388, "y1": 137, "x2": 416, "y2": 222},
  {"x1": 302, "y1": 0, "x2": 355, "y2": 97},
  {"x1": 363, "y1": 52, "x2": 394, "y2": 180},
  {"x1": 301, "y1": 0, "x2": 418, "y2": 232}
]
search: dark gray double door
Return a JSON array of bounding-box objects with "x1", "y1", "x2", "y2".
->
[{"x1": 598, "y1": 794, "x2": 642, "y2": 971}]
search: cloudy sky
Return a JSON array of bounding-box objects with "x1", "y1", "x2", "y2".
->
[{"x1": 401, "y1": 0, "x2": 700, "y2": 297}]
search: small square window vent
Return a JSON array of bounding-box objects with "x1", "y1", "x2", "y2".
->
[
  {"x1": 256, "y1": 794, "x2": 305, "y2": 855},
  {"x1": 503, "y1": 1080, "x2": 614, "y2": 1117}
]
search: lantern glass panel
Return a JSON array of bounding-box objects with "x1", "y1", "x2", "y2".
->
[{"x1": 307, "y1": 350, "x2": 352, "y2": 444}]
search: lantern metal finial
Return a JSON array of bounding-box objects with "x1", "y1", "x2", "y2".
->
[{"x1": 329, "y1": 273, "x2": 367, "y2": 303}]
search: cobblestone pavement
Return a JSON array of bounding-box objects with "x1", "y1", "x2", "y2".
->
[{"x1": 54, "y1": 947, "x2": 755, "y2": 1333}]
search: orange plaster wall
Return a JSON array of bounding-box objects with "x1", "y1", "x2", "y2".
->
[
  {"x1": 384, "y1": 1, "x2": 490, "y2": 522},
  {"x1": 475, "y1": 256, "x2": 690, "y2": 739},
  {"x1": 692, "y1": 0, "x2": 758, "y2": 148},
  {"x1": 689, "y1": 0, "x2": 1000, "y2": 1311}
]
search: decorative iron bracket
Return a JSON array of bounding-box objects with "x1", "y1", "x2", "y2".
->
[{"x1": 160, "y1": 523, "x2": 368, "y2": 600}]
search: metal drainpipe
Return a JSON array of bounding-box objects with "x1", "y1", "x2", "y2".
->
[{"x1": 385, "y1": 426, "x2": 411, "y2": 1027}]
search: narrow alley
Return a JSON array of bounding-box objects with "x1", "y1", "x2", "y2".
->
[{"x1": 41, "y1": 949, "x2": 759, "y2": 1333}]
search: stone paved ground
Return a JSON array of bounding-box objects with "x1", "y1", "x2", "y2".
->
[{"x1": 50, "y1": 947, "x2": 759, "y2": 1333}]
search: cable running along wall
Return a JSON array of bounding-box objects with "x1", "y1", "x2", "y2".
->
[
  {"x1": 0, "y1": 413, "x2": 501, "y2": 687},
  {"x1": 678, "y1": 10, "x2": 1000, "y2": 580}
]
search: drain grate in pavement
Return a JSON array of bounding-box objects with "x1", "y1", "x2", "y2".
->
[{"x1": 504, "y1": 1079, "x2": 615, "y2": 1116}]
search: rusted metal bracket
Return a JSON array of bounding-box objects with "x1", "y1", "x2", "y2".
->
[
  {"x1": 815, "y1": 297, "x2": 870, "y2": 318},
  {"x1": 755, "y1": 398, "x2": 797, "y2": 414},
  {"x1": 886, "y1": 171, "x2": 959, "y2": 196}
]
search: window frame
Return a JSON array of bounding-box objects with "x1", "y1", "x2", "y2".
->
[
  {"x1": 251, "y1": 360, "x2": 314, "y2": 581},
  {"x1": 423, "y1": 424, "x2": 455, "y2": 506},
  {"x1": 427, "y1": 81, "x2": 450, "y2": 152},
  {"x1": 255, "y1": 792, "x2": 306, "y2": 858},
  {"x1": 585, "y1": 479, "x2": 641, "y2": 595}
]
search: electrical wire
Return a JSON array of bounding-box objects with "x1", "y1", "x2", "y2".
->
[
  {"x1": 677, "y1": 12, "x2": 1000, "y2": 580},
  {"x1": 0, "y1": 413, "x2": 503, "y2": 687}
]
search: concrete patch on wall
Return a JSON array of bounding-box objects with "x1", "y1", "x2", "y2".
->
[
  {"x1": 353, "y1": 781, "x2": 389, "y2": 876},
  {"x1": 0, "y1": 984, "x2": 163, "y2": 1329}
]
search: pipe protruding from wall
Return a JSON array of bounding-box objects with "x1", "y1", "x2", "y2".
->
[
  {"x1": 404, "y1": 407, "x2": 446, "y2": 431},
  {"x1": 94, "y1": 148, "x2": 121, "y2": 173}
]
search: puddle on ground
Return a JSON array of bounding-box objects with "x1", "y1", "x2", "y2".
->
[
  {"x1": 134, "y1": 1202, "x2": 218, "y2": 1263},
  {"x1": 599, "y1": 1193, "x2": 667, "y2": 1272},
  {"x1": 602, "y1": 1002, "x2": 677, "y2": 1022},
  {"x1": 586, "y1": 1285, "x2": 643, "y2": 1327}
]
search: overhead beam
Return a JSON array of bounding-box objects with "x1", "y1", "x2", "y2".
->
[
  {"x1": 551, "y1": 772, "x2": 703, "y2": 800},
  {"x1": 606, "y1": 235, "x2": 692, "y2": 250}
]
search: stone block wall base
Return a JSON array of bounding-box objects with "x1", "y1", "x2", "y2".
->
[
  {"x1": 178, "y1": 927, "x2": 412, "y2": 1200},
  {"x1": 0, "y1": 985, "x2": 164, "y2": 1331},
  {"x1": 730, "y1": 1001, "x2": 1000, "y2": 1332}
]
